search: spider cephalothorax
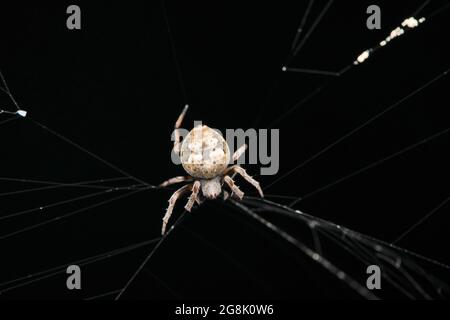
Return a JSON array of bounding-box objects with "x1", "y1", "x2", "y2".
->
[{"x1": 159, "y1": 106, "x2": 264, "y2": 234}]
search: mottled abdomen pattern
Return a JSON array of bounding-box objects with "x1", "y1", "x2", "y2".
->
[{"x1": 180, "y1": 125, "x2": 230, "y2": 179}]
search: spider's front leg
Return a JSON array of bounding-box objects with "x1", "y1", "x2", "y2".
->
[
  {"x1": 173, "y1": 105, "x2": 189, "y2": 155},
  {"x1": 162, "y1": 184, "x2": 191, "y2": 235},
  {"x1": 233, "y1": 143, "x2": 247, "y2": 162}
]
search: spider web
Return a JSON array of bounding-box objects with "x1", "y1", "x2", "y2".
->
[{"x1": 0, "y1": 1, "x2": 449, "y2": 300}]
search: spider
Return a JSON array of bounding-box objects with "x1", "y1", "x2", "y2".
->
[{"x1": 159, "y1": 105, "x2": 264, "y2": 234}]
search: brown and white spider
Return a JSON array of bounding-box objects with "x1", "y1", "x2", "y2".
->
[{"x1": 159, "y1": 106, "x2": 264, "y2": 234}]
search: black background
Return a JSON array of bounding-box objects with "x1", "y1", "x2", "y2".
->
[{"x1": 0, "y1": 1, "x2": 449, "y2": 300}]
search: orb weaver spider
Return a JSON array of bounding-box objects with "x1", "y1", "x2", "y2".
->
[{"x1": 159, "y1": 106, "x2": 264, "y2": 234}]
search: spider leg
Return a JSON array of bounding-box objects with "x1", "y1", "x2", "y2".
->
[
  {"x1": 223, "y1": 190, "x2": 230, "y2": 201},
  {"x1": 222, "y1": 149, "x2": 242, "y2": 198},
  {"x1": 233, "y1": 143, "x2": 247, "y2": 162},
  {"x1": 159, "y1": 176, "x2": 192, "y2": 187},
  {"x1": 223, "y1": 175, "x2": 244, "y2": 200},
  {"x1": 196, "y1": 193, "x2": 204, "y2": 205},
  {"x1": 162, "y1": 183, "x2": 192, "y2": 235},
  {"x1": 225, "y1": 165, "x2": 264, "y2": 198},
  {"x1": 173, "y1": 104, "x2": 189, "y2": 156},
  {"x1": 185, "y1": 180, "x2": 201, "y2": 212},
  {"x1": 223, "y1": 190, "x2": 240, "y2": 201}
]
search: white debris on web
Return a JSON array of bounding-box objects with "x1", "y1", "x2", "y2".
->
[
  {"x1": 355, "y1": 50, "x2": 371, "y2": 64},
  {"x1": 16, "y1": 109, "x2": 27, "y2": 117},
  {"x1": 0, "y1": 108, "x2": 27, "y2": 117},
  {"x1": 354, "y1": 17, "x2": 426, "y2": 65}
]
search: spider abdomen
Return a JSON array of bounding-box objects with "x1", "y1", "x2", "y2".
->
[{"x1": 180, "y1": 125, "x2": 230, "y2": 179}]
